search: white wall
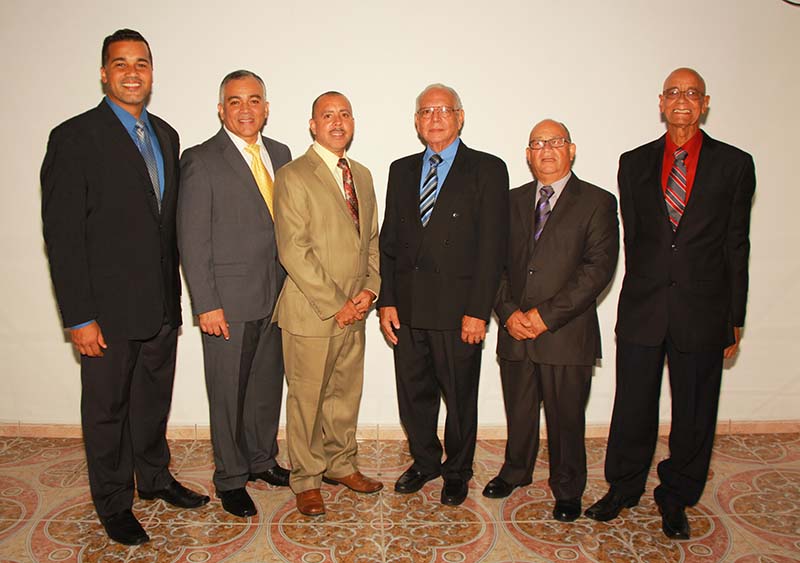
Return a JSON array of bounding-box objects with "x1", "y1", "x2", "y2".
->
[{"x1": 1, "y1": 0, "x2": 798, "y2": 428}]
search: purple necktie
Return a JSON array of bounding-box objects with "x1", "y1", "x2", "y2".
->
[{"x1": 534, "y1": 184, "x2": 554, "y2": 241}]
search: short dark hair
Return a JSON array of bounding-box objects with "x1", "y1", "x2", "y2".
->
[
  {"x1": 311, "y1": 91, "x2": 346, "y2": 117},
  {"x1": 101, "y1": 29, "x2": 152, "y2": 67},
  {"x1": 219, "y1": 70, "x2": 267, "y2": 104}
]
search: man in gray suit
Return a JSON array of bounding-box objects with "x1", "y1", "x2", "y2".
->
[
  {"x1": 484, "y1": 119, "x2": 618, "y2": 522},
  {"x1": 178, "y1": 70, "x2": 291, "y2": 518}
]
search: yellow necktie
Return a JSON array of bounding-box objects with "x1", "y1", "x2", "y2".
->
[{"x1": 244, "y1": 144, "x2": 274, "y2": 217}]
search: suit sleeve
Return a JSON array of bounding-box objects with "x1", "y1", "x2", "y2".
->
[
  {"x1": 273, "y1": 166, "x2": 349, "y2": 320},
  {"x1": 617, "y1": 153, "x2": 636, "y2": 255},
  {"x1": 494, "y1": 269, "x2": 519, "y2": 326},
  {"x1": 726, "y1": 153, "x2": 756, "y2": 327},
  {"x1": 377, "y1": 162, "x2": 398, "y2": 308},
  {"x1": 362, "y1": 169, "x2": 381, "y2": 298},
  {"x1": 41, "y1": 127, "x2": 96, "y2": 328},
  {"x1": 537, "y1": 192, "x2": 620, "y2": 331},
  {"x1": 177, "y1": 148, "x2": 221, "y2": 315},
  {"x1": 466, "y1": 157, "x2": 510, "y2": 321}
]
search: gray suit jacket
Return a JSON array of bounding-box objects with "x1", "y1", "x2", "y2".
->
[
  {"x1": 178, "y1": 128, "x2": 292, "y2": 322},
  {"x1": 495, "y1": 174, "x2": 619, "y2": 366}
]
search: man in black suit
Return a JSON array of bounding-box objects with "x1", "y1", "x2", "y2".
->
[
  {"x1": 483, "y1": 120, "x2": 618, "y2": 523},
  {"x1": 41, "y1": 29, "x2": 208, "y2": 546},
  {"x1": 379, "y1": 83, "x2": 509, "y2": 506},
  {"x1": 178, "y1": 70, "x2": 292, "y2": 518},
  {"x1": 585, "y1": 68, "x2": 756, "y2": 540}
]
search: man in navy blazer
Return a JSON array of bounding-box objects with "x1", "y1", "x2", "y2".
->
[
  {"x1": 41, "y1": 29, "x2": 208, "y2": 546},
  {"x1": 379, "y1": 84, "x2": 509, "y2": 506},
  {"x1": 585, "y1": 68, "x2": 756, "y2": 540}
]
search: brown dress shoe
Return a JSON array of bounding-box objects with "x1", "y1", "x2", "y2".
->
[
  {"x1": 323, "y1": 471, "x2": 384, "y2": 494},
  {"x1": 296, "y1": 489, "x2": 325, "y2": 516}
]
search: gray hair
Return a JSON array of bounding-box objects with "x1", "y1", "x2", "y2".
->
[
  {"x1": 218, "y1": 70, "x2": 267, "y2": 104},
  {"x1": 415, "y1": 83, "x2": 463, "y2": 111}
]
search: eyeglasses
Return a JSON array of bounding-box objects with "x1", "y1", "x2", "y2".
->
[
  {"x1": 662, "y1": 87, "x2": 705, "y2": 101},
  {"x1": 528, "y1": 137, "x2": 570, "y2": 150},
  {"x1": 417, "y1": 106, "x2": 460, "y2": 119}
]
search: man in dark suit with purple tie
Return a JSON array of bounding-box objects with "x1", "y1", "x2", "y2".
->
[{"x1": 585, "y1": 68, "x2": 756, "y2": 540}]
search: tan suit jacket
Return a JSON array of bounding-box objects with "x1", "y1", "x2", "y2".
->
[{"x1": 273, "y1": 146, "x2": 380, "y2": 335}]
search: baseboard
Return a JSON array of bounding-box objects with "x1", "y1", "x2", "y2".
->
[{"x1": 1, "y1": 420, "x2": 798, "y2": 439}]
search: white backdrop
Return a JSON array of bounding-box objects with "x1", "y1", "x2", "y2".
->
[{"x1": 1, "y1": 0, "x2": 798, "y2": 429}]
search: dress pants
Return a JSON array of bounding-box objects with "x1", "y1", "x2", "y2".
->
[
  {"x1": 498, "y1": 358, "x2": 591, "y2": 500},
  {"x1": 202, "y1": 318, "x2": 284, "y2": 492},
  {"x1": 282, "y1": 326, "x2": 365, "y2": 493},
  {"x1": 80, "y1": 322, "x2": 177, "y2": 517},
  {"x1": 605, "y1": 337, "x2": 724, "y2": 507},
  {"x1": 393, "y1": 325, "x2": 482, "y2": 480}
]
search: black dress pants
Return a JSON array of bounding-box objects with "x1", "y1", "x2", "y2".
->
[
  {"x1": 604, "y1": 337, "x2": 724, "y2": 507},
  {"x1": 393, "y1": 325, "x2": 482, "y2": 480},
  {"x1": 80, "y1": 323, "x2": 177, "y2": 517}
]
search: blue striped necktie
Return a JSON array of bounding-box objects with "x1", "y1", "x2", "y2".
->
[
  {"x1": 419, "y1": 154, "x2": 443, "y2": 227},
  {"x1": 135, "y1": 120, "x2": 161, "y2": 211},
  {"x1": 665, "y1": 147, "x2": 688, "y2": 231}
]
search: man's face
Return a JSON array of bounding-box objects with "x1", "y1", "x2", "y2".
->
[
  {"x1": 414, "y1": 88, "x2": 464, "y2": 151},
  {"x1": 218, "y1": 76, "x2": 269, "y2": 144},
  {"x1": 100, "y1": 40, "x2": 153, "y2": 117},
  {"x1": 659, "y1": 69, "x2": 709, "y2": 130},
  {"x1": 526, "y1": 120, "x2": 575, "y2": 183},
  {"x1": 309, "y1": 94, "x2": 354, "y2": 156}
]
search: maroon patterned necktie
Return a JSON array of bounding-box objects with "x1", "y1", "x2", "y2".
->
[
  {"x1": 665, "y1": 147, "x2": 688, "y2": 231},
  {"x1": 337, "y1": 158, "x2": 360, "y2": 234}
]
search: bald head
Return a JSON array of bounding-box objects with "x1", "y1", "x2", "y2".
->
[{"x1": 663, "y1": 67, "x2": 706, "y2": 94}]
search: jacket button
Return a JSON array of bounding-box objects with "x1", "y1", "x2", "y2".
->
[
  {"x1": 671, "y1": 243, "x2": 677, "y2": 252},
  {"x1": 670, "y1": 281, "x2": 677, "y2": 287},
  {"x1": 404, "y1": 242, "x2": 410, "y2": 248},
  {"x1": 443, "y1": 239, "x2": 449, "y2": 246},
  {"x1": 414, "y1": 265, "x2": 419, "y2": 271},
  {"x1": 528, "y1": 269, "x2": 534, "y2": 275}
]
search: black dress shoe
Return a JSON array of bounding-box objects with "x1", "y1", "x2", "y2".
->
[
  {"x1": 394, "y1": 467, "x2": 441, "y2": 494},
  {"x1": 250, "y1": 465, "x2": 290, "y2": 487},
  {"x1": 139, "y1": 480, "x2": 210, "y2": 508},
  {"x1": 584, "y1": 488, "x2": 640, "y2": 521},
  {"x1": 99, "y1": 509, "x2": 149, "y2": 545},
  {"x1": 553, "y1": 498, "x2": 582, "y2": 522},
  {"x1": 218, "y1": 488, "x2": 257, "y2": 517},
  {"x1": 659, "y1": 501, "x2": 690, "y2": 539},
  {"x1": 482, "y1": 476, "x2": 529, "y2": 499},
  {"x1": 441, "y1": 478, "x2": 468, "y2": 506}
]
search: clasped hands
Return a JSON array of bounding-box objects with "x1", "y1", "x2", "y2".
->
[
  {"x1": 334, "y1": 290, "x2": 375, "y2": 329},
  {"x1": 505, "y1": 308, "x2": 548, "y2": 341}
]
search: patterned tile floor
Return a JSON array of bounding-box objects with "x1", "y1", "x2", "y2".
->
[{"x1": 0, "y1": 433, "x2": 798, "y2": 562}]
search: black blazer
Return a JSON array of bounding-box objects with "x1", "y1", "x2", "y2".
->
[
  {"x1": 495, "y1": 174, "x2": 619, "y2": 365},
  {"x1": 378, "y1": 141, "x2": 509, "y2": 330},
  {"x1": 41, "y1": 100, "x2": 182, "y2": 340},
  {"x1": 615, "y1": 132, "x2": 756, "y2": 352}
]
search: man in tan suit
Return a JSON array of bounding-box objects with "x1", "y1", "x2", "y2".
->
[{"x1": 273, "y1": 91, "x2": 382, "y2": 516}]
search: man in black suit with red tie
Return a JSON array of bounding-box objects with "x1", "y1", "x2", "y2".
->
[
  {"x1": 483, "y1": 119, "x2": 618, "y2": 523},
  {"x1": 378, "y1": 83, "x2": 509, "y2": 506},
  {"x1": 585, "y1": 68, "x2": 756, "y2": 540},
  {"x1": 41, "y1": 29, "x2": 208, "y2": 546}
]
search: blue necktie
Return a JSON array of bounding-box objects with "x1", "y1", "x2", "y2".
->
[
  {"x1": 135, "y1": 120, "x2": 161, "y2": 211},
  {"x1": 419, "y1": 154, "x2": 443, "y2": 227}
]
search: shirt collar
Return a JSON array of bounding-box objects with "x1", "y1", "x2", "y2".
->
[
  {"x1": 104, "y1": 96, "x2": 150, "y2": 130},
  {"x1": 537, "y1": 171, "x2": 571, "y2": 201},
  {"x1": 424, "y1": 137, "x2": 460, "y2": 163},
  {"x1": 665, "y1": 128, "x2": 703, "y2": 157},
  {"x1": 224, "y1": 127, "x2": 261, "y2": 152},
  {"x1": 313, "y1": 141, "x2": 348, "y2": 167}
]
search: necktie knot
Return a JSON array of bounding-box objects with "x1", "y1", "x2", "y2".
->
[
  {"x1": 540, "y1": 184, "x2": 554, "y2": 199},
  {"x1": 337, "y1": 157, "x2": 349, "y2": 171},
  {"x1": 673, "y1": 147, "x2": 688, "y2": 163},
  {"x1": 245, "y1": 143, "x2": 260, "y2": 157},
  {"x1": 430, "y1": 153, "x2": 443, "y2": 167}
]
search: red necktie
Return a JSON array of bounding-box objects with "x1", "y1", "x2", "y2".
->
[{"x1": 337, "y1": 158, "x2": 360, "y2": 234}]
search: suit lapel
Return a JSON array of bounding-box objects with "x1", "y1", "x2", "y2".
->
[
  {"x1": 151, "y1": 117, "x2": 174, "y2": 217},
  {"x1": 679, "y1": 131, "x2": 712, "y2": 230},
  {"x1": 423, "y1": 142, "x2": 467, "y2": 229},
  {"x1": 217, "y1": 129, "x2": 271, "y2": 222},
  {"x1": 97, "y1": 102, "x2": 160, "y2": 219},
  {"x1": 306, "y1": 148, "x2": 360, "y2": 238},
  {"x1": 643, "y1": 136, "x2": 670, "y2": 227}
]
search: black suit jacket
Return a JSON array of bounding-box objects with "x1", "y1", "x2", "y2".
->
[
  {"x1": 178, "y1": 129, "x2": 291, "y2": 322},
  {"x1": 495, "y1": 174, "x2": 619, "y2": 365},
  {"x1": 615, "y1": 131, "x2": 755, "y2": 351},
  {"x1": 42, "y1": 100, "x2": 182, "y2": 340},
  {"x1": 379, "y1": 141, "x2": 509, "y2": 330}
]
